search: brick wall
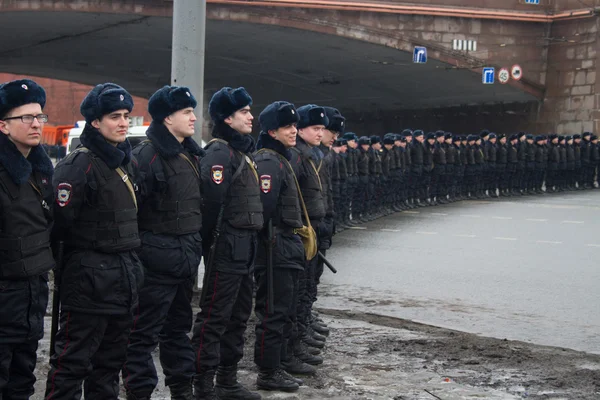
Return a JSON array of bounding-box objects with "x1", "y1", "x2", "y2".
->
[{"x1": 0, "y1": 73, "x2": 151, "y2": 126}]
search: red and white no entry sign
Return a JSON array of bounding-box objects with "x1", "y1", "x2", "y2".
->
[{"x1": 511, "y1": 64, "x2": 522, "y2": 81}]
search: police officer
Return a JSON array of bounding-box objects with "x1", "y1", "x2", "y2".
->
[
  {"x1": 191, "y1": 87, "x2": 262, "y2": 400},
  {"x1": 507, "y1": 134, "x2": 519, "y2": 196},
  {"x1": 496, "y1": 134, "x2": 508, "y2": 196},
  {"x1": 332, "y1": 139, "x2": 348, "y2": 230},
  {"x1": 45, "y1": 83, "x2": 143, "y2": 400},
  {"x1": 312, "y1": 107, "x2": 343, "y2": 333},
  {"x1": 122, "y1": 86, "x2": 204, "y2": 400},
  {"x1": 381, "y1": 134, "x2": 396, "y2": 212},
  {"x1": 342, "y1": 132, "x2": 359, "y2": 225},
  {"x1": 573, "y1": 134, "x2": 583, "y2": 189},
  {"x1": 546, "y1": 134, "x2": 560, "y2": 193},
  {"x1": 566, "y1": 135, "x2": 576, "y2": 190},
  {"x1": 368, "y1": 135, "x2": 383, "y2": 217},
  {"x1": 289, "y1": 105, "x2": 329, "y2": 366},
  {"x1": 253, "y1": 101, "x2": 306, "y2": 392},
  {"x1": 517, "y1": 132, "x2": 527, "y2": 195},
  {"x1": 410, "y1": 131, "x2": 425, "y2": 206},
  {"x1": 534, "y1": 135, "x2": 546, "y2": 193},
  {"x1": 589, "y1": 135, "x2": 600, "y2": 189},
  {"x1": 0, "y1": 79, "x2": 54, "y2": 400},
  {"x1": 444, "y1": 133, "x2": 456, "y2": 202},
  {"x1": 356, "y1": 136, "x2": 370, "y2": 221},
  {"x1": 431, "y1": 131, "x2": 446, "y2": 204},
  {"x1": 557, "y1": 136, "x2": 567, "y2": 191},
  {"x1": 423, "y1": 133, "x2": 435, "y2": 204},
  {"x1": 486, "y1": 134, "x2": 498, "y2": 197}
]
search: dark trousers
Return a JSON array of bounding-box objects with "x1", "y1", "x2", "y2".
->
[
  {"x1": 0, "y1": 341, "x2": 38, "y2": 400},
  {"x1": 191, "y1": 271, "x2": 253, "y2": 370},
  {"x1": 45, "y1": 312, "x2": 133, "y2": 400},
  {"x1": 254, "y1": 268, "x2": 299, "y2": 369},
  {"x1": 122, "y1": 277, "x2": 195, "y2": 397},
  {"x1": 296, "y1": 256, "x2": 316, "y2": 337}
]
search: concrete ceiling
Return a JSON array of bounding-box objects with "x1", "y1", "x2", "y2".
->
[{"x1": 0, "y1": 11, "x2": 538, "y2": 113}]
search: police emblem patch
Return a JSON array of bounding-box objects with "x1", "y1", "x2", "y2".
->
[
  {"x1": 21, "y1": 84, "x2": 28, "y2": 90},
  {"x1": 260, "y1": 175, "x2": 272, "y2": 193},
  {"x1": 211, "y1": 165, "x2": 224, "y2": 185},
  {"x1": 56, "y1": 183, "x2": 72, "y2": 207},
  {"x1": 120, "y1": 94, "x2": 124, "y2": 101}
]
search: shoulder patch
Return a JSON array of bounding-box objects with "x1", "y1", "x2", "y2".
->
[
  {"x1": 56, "y1": 182, "x2": 72, "y2": 207},
  {"x1": 260, "y1": 174, "x2": 272, "y2": 193},
  {"x1": 211, "y1": 165, "x2": 224, "y2": 184}
]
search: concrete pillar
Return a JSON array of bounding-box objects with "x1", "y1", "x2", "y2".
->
[{"x1": 171, "y1": 0, "x2": 207, "y2": 144}]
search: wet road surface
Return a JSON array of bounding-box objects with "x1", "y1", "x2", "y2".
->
[{"x1": 322, "y1": 190, "x2": 600, "y2": 354}]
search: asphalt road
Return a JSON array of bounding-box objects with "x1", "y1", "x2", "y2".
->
[{"x1": 321, "y1": 190, "x2": 600, "y2": 354}]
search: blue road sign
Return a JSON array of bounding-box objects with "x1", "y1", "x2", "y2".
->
[
  {"x1": 525, "y1": 0, "x2": 540, "y2": 4},
  {"x1": 483, "y1": 67, "x2": 495, "y2": 84},
  {"x1": 413, "y1": 46, "x2": 427, "y2": 63}
]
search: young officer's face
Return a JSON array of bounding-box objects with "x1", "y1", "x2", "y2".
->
[
  {"x1": 347, "y1": 139, "x2": 357, "y2": 149},
  {"x1": 270, "y1": 123, "x2": 297, "y2": 148},
  {"x1": 321, "y1": 129, "x2": 338, "y2": 148},
  {"x1": 0, "y1": 103, "x2": 44, "y2": 150},
  {"x1": 298, "y1": 125, "x2": 324, "y2": 147},
  {"x1": 93, "y1": 109, "x2": 129, "y2": 145},
  {"x1": 225, "y1": 106, "x2": 253, "y2": 135},
  {"x1": 165, "y1": 107, "x2": 196, "y2": 141}
]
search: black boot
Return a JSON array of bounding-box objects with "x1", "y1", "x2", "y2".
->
[
  {"x1": 194, "y1": 369, "x2": 217, "y2": 400},
  {"x1": 311, "y1": 320, "x2": 330, "y2": 336},
  {"x1": 280, "y1": 369, "x2": 304, "y2": 385},
  {"x1": 215, "y1": 365, "x2": 261, "y2": 400},
  {"x1": 256, "y1": 369, "x2": 299, "y2": 392},
  {"x1": 302, "y1": 333, "x2": 325, "y2": 348},
  {"x1": 294, "y1": 340, "x2": 324, "y2": 365},
  {"x1": 170, "y1": 380, "x2": 194, "y2": 400},
  {"x1": 306, "y1": 326, "x2": 327, "y2": 342},
  {"x1": 281, "y1": 355, "x2": 317, "y2": 376}
]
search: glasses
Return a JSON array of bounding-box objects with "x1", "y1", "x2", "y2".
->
[{"x1": 2, "y1": 114, "x2": 49, "y2": 124}]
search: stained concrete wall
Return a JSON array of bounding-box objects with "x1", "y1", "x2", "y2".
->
[{"x1": 538, "y1": 16, "x2": 600, "y2": 134}]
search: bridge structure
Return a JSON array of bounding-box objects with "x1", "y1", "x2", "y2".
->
[{"x1": 0, "y1": 0, "x2": 598, "y2": 135}]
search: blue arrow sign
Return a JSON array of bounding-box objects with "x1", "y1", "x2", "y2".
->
[
  {"x1": 413, "y1": 46, "x2": 427, "y2": 64},
  {"x1": 483, "y1": 67, "x2": 495, "y2": 84}
]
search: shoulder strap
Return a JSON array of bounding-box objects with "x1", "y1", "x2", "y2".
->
[
  {"x1": 280, "y1": 157, "x2": 312, "y2": 229},
  {"x1": 80, "y1": 146, "x2": 137, "y2": 209},
  {"x1": 179, "y1": 153, "x2": 200, "y2": 178},
  {"x1": 115, "y1": 167, "x2": 138, "y2": 210},
  {"x1": 307, "y1": 159, "x2": 323, "y2": 191}
]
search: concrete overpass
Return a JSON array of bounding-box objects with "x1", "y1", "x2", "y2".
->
[{"x1": 0, "y1": 0, "x2": 598, "y2": 134}]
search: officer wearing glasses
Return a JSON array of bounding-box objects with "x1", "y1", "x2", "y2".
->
[{"x1": 0, "y1": 79, "x2": 55, "y2": 400}]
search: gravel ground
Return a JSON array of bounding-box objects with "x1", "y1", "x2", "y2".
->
[{"x1": 32, "y1": 303, "x2": 600, "y2": 399}]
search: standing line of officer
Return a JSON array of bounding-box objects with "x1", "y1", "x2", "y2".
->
[{"x1": 334, "y1": 129, "x2": 600, "y2": 225}]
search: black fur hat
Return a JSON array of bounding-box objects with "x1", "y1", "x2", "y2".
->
[
  {"x1": 358, "y1": 136, "x2": 371, "y2": 146},
  {"x1": 435, "y1": 130, "x2": 445, "y2": 138},
  {"x1": 297, "y1": 104, "x2": 329, "y2": 129},
  {"x1": 259, "y1": 101, "x2": 299, "y2": 133},
  {"x1": 343, "y1": 132, "x2": 358, "y2": 141},
  {"x1": 413, "y1": 130, "x2": 424, "y2": 137},
  {"x1": 370, "y1": 135, "x2": 382, "y2": 145},
  {"x1": 208, "y1": 86, "x2": 252, "y2": 123},
  {"x1": 0, "y1": 79, "x2": 46, "y2": 119},
  {"x1": 80, "y1": 83, "x2": 134, "y2": 123},
  {"x1": 148, "y1": 85, "x2": 197, "y2": 122},
  {"x1": 383, "y1": 136, "x2": 395, "y2": 145},
  {"x1": 324, "y1": 106, "x2": 345, "y2": 134}
]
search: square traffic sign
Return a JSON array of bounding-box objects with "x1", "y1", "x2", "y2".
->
[
  {"x1": 483, "y1": 67, "x2": 495, "y2": 84},
  {"x1": 413, "y1": 46, "x2": 427, "y2": 63}
]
